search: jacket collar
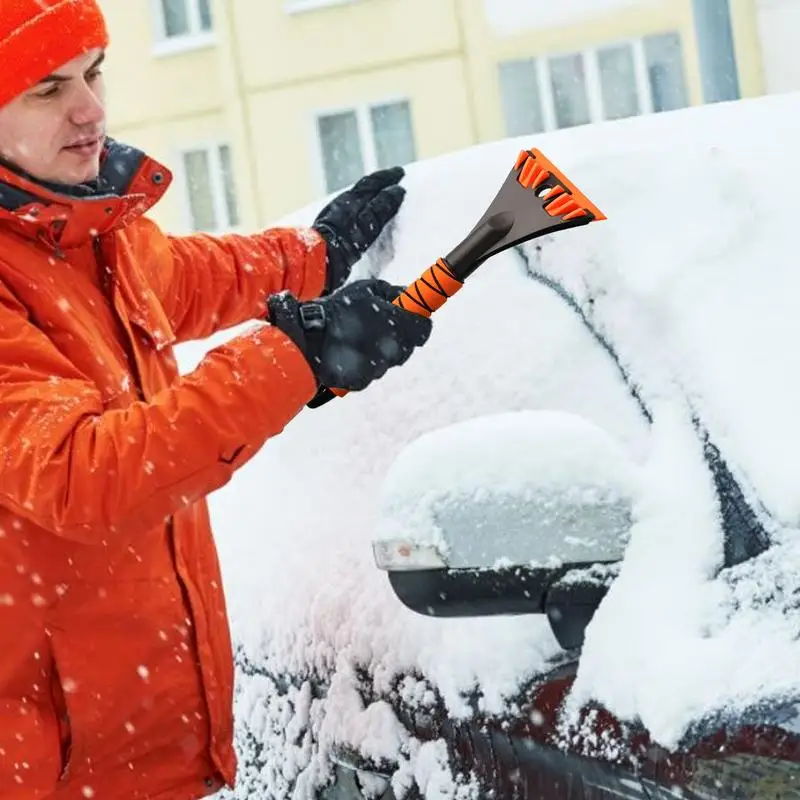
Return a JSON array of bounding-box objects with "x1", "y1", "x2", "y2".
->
[{"x1": 0, "y1": 138, "x2": 172, "y2": 250}]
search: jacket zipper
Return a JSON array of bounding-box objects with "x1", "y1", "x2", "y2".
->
[{"x1": 92, "y1": 237, "x2": 146, "y2": 399}]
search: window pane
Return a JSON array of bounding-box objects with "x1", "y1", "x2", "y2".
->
[
  {"x1": 549, "y1": 53, "x2": 591, "y2": 129},
  {"x1": 218, "y1": 145, "x2": 240, "y2": 228},
  {"x1": 197, "y1": 0, "x2": 213, "y2": 31},
  {"x1": 183, "y1": 150, "x2": 217, "y2": 232},
  {"x1": 645, "y1": 32, "x2": 689, "y2": 112},
  {"x1": 370, "y1": 101, "x2": 417, "y2": 169},
  {"x1": 692, "y1": 0, "x2": 740, "y2": 103},
  {"x1": 498, "y1": 59, "x2": 545, "y2": 136},
  {"x1": 161, "y1": 0, "x2": 190, "y2": 38},
  {"x1": 597, "y1": 44, "x2": 640, "y2": 120},
  {"x1": 317, "y1": 111, "x2": 365, "y2": 193}
]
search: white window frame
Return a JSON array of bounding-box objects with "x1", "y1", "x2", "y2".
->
[
  {"x1": 284, "y1": 0, "x2": 358, "y2": 14},
  {"x1": 174, "y1": 142, "x2": 241, "y2": 235},
  {"x1": 151, "y1": 0, "x2": 216, "y2": 57},
  {"x1": 503, "y1": 36, "x2": 668, "y2": 134},
  {"x1": 310, "y1": 95, "x2": 414, "y2": 196}
]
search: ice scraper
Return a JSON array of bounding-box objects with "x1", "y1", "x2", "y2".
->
[{"x1": 314, "y1": 148, "x2": 606, "y2": 405}]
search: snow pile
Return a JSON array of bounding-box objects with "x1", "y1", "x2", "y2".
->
[
  {"x1": 483, "y1": 0, "x2": 659, "y2": 35},
  {"x1": 563, "y1": 405, "x2": 731, "y2": 740},
  {"x1": 379, "y1": 410, "x2": 641, "y2": 521},
  {"x1": 179, "y1": 91, "x2": 800, "y2": 795},
  {"x1": 376, "y1": 409, "x2": 641, "y2": 567}
]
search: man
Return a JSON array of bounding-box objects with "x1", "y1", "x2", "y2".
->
[{"x1": 0, "y1": 1, "x2": 432, "y2": 798}]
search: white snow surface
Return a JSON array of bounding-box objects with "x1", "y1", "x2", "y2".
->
[
  {"x1": 376, "y1": 409, "x2": 642, "y2": 559},
  {"x1": 380, "y1": 409, "x2": 641, "y2": 511},
  {"x1": 483, "y1": 0, "x2": 660, "y2": 35},
  {"x1": 179, "y1": 92, "x2": 800, "y2": 795}
]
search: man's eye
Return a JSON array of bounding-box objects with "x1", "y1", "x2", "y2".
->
[
  {"x1": 87, "y1": 70, "x2": 102, "y2": 82},
  {"x1": 36, "y1": 84, "x2": 60, "y2": 99}
]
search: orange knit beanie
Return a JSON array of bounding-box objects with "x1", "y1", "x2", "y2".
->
[{"x1": 0, "y1": 0, "x2": 109, "y2": 108}]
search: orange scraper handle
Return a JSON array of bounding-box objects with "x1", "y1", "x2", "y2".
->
[
  {"x1": 328, "y1": 259, "x2": 463, "y2": 398},
  {"x1": 394, "y1": 258, "x2": 464, "y2": 317}
]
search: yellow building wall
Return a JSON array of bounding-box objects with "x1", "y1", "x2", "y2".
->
[
  {"x1": 248, "y1": 55, "x2": 475, "y2": 221},
  {"x1": 226, "y1": 0, "x2": 463, "y2": 89},
  {"x1": 98, "y1": 1, "x2": 229, "y2": 232},
  {"x1": 99, "y1": 3, "x2": 224, "y2": 128},
  {"x1": 97, "y1": 0, "x2": 768, "y2": 234},
  {"x1": 729, "y1": 0, "x2": 766, "y2": 98},
  {"x1": 111, "y1": 113, "x2": 238, "y2": 232},
  {"x1": 221, "y1": 0, "x2": 472, "y2": 222},
  {"x1": 460, "y1": 0, "x2": 700, "y2": 142}
]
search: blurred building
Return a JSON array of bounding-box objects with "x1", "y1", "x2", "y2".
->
[
  {"x1": 755, "y1": 0, "x2": 800, "y2": 94},
  {"x1": 98, "y1": 0, "x2": 772, "y2": 233}
]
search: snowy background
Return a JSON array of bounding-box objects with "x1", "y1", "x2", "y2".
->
[{"x1": 177, "y1": 91, "x2": 800, "y2": 796}]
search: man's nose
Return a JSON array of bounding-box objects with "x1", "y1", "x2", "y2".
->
[{"x1": 70, "y1": 82, "x2": 105, "y2": 128}]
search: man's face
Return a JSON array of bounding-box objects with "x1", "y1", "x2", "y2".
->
[{"x1": 0, "y1": 48, "x2": 106, "y2": 185}]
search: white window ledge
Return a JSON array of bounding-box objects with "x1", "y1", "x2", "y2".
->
[
  {"x1": 152, "y1": 30, "x2": 216, "y2": 58},
  {"x1": 284, "y1": 0, "x2": 358, "y2": 14}
]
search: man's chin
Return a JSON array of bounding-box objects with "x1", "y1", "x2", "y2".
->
[
  {"x1": 54, "y1": 139, "x2": 103, "y2": 183},
  {"x1": 55, "y1": 156, "x2": 102, "y2": 186}
]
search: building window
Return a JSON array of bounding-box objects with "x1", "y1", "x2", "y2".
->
[
  {"x1": 154, "y1": 0, "x2": 213, "y2": 50},
  {"x1": 181, "y1": 144, "x2": 240, "y2": 233},
  {"x1": 692, "y1": 0, "x2": 740, "y2": 103},
  {"x1": 499, "y1": 33, "x2": 689, "y2": 136},
  {"x1": 498, "y1": 60, "x2": 546, "y2": 136},
  {"x1": 315, "y1": 100, "x2": 417, "y2": 194},
  {"x1": 597, "y1": 44, "x2": 640, "y2": 120},
  {"x1": 549, "y1": 52, "x2": 592, "y2": 128},
  {"x1": 645, "y1": 33, "x2": 691, "y2": 113}
]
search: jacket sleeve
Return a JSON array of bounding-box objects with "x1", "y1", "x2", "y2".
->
[
  {"x1": 0, "y1": 285, "x2": 317, "y2": 545},
  {"x1": 143, "y1": 220, "x2": 328, "y2": 343}
]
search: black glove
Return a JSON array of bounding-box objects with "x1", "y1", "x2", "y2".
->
[
  {"x1": 313, "y1": 167, "x2": 406, "y2": 295},
  {"x1": 268, "y1": 278, "x2": 432, "y2": 400}
]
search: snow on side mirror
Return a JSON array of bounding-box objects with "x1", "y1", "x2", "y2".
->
[{"x1": 373, "y1": 410, "x2": 642, "y2": 649}]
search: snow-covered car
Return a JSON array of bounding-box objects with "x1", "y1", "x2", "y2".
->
[{"x1": 178, "y1": 91, "x2": 800, "y2": 799}]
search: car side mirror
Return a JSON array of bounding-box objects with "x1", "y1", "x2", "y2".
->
[{"x1": 372, "y1": 411, "x2": 641, "y2": 650}]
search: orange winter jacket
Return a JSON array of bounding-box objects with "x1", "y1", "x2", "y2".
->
[{"x1": 0, "y1": 141, "x2": 326, "y2": 799}]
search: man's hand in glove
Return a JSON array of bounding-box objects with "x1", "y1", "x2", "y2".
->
[
  {"x1": 313, "y1": 167, "x2": 406, "y2": 295},
  {"x1": 267, "y1": 278, "x2": 431, "y2": 397}
]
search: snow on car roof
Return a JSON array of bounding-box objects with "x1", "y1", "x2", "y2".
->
[{"x1": 177, "y1": 90, "x2": 800, "y2": 791}]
